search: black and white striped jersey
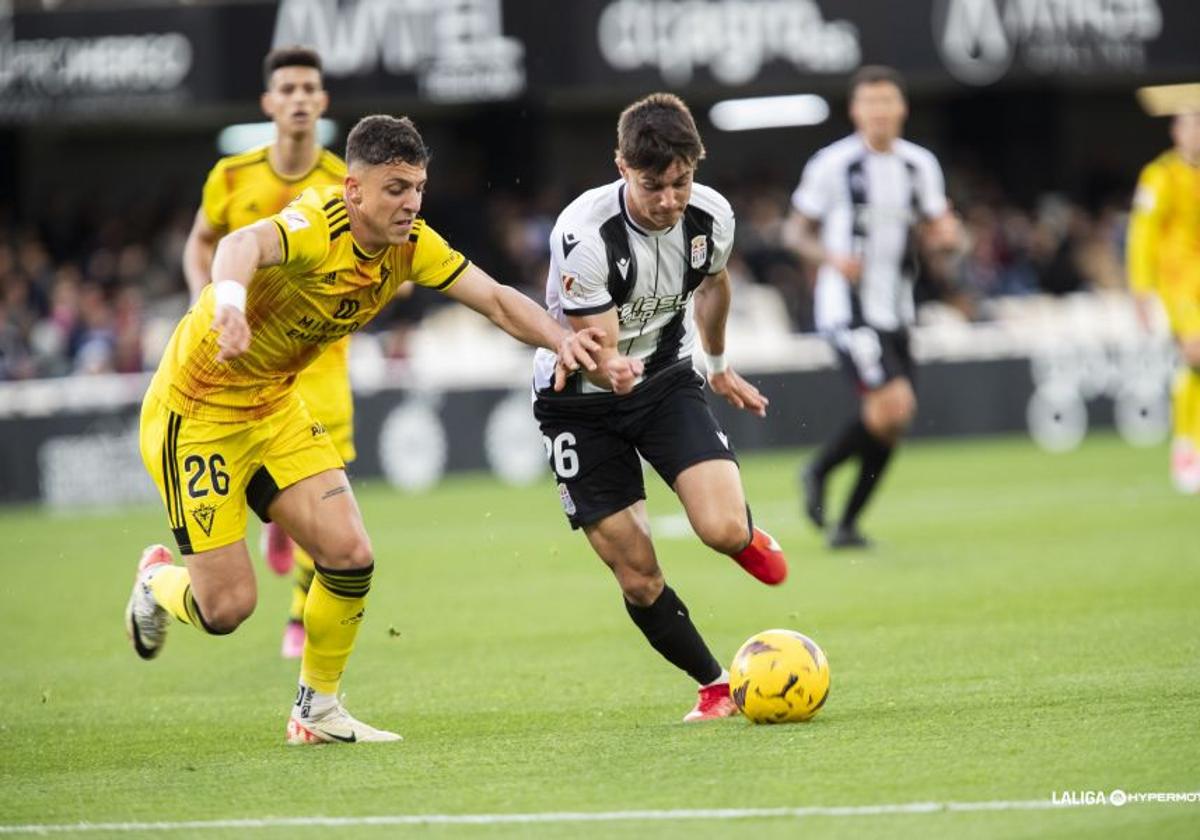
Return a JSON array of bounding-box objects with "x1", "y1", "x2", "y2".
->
[
  {"x1": 533, "y1": 179, "x2": 735, "y2": 395},
  {"x1": 792, "y1": 134, "x2": 948, "y2": 333}
]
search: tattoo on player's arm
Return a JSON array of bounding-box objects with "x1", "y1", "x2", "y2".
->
[{"x1": 321, "y1": 486, "x2": 349, "y2": 501}]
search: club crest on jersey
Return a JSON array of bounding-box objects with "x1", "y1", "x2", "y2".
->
[
  {"x1": 190, "y1": 503, "x2": 218, "y2": 537},
  {"x1": 690, "y1": 235, "x2": 707, "y2": 269}
]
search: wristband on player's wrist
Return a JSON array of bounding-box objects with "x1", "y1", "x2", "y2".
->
[
  {"x1": 705, "y1": 352, "x2": 728, "y2": 375},
  {"x1": 214, "y1": 280, "x2": 246, "y2": 312}
]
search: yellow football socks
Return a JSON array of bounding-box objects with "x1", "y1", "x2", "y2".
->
[
  {"x1": 147, "y1": 565, "x2": 219, "y2": 634},
  {"x1": 301, "y1": 563, "x2": 373, "y2": 694}
]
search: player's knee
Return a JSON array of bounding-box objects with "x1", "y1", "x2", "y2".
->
[
  {"x1": 878, "y1": 387, "x2": 916, "y2": 435},
  {"x1": 199, "y1": 590, "x2": 256, "y2": 634},
  {"x1": 890, "y1": 396, "x2": 917, "y2": 430},
  {"x1": 316, "y1": 534, "x2": 374, "y2": 570},
  {"x1": 694, "y1": 510, "x2": 750, "y2": 555}
]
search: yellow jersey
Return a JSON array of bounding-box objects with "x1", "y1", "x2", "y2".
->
[
  {"x1": 151, "y1": 184, "x2": 470, "y2": 422},
  {"x1": 1127, "y1": 150, "x2": 1200, "y2": 333},
  {"x1": 200, "y1": 143, "x2": 347, "y2": 235},
  {"x1": 200, "y1": 143, "x2": 350, "y2": 377}
]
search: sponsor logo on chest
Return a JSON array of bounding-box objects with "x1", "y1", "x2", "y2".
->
[{"x1": 619, "y1": 292, "x2": 690, "y2": 325}]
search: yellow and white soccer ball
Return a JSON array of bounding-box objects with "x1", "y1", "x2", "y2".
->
[{"x1": 730, "y1": 629, "x2": 830, "y2": 724}]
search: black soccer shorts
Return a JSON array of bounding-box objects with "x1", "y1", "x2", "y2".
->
[
  {"x1": 831, "y1": 325, "x2": 915, "y2": 393},
  {"x1": 533, "y1": 362, "x2": 738, "y2": 529}
]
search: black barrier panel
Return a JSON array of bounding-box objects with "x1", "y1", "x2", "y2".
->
[
  {"x1": 0, "y1": 406, "x2": 145, "y2": 504},
  {"x1": 0, "y1": 4, "x2": 275, "y2": 120},
  {"x1": 3, "y1": 0, "x2": 1199, "y2": 121}
]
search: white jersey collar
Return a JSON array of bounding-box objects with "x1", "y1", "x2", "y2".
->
[{"x1": 857, "y1": 132, "x2": 900, "y2": 157}]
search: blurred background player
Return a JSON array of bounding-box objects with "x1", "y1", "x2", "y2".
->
[
  {"x1": 182, "y1": 46, "x2": 347, "y2": 658},
  {"x1": 127, "y1": 114, "x2": 602, "y2": 744},
  {"x1": 785, "y1": 65, "x2": 961, "y2": 549},
  {"x1": 1128, "y1": 84, "x2": 1200, "y2": 493},
  {"x1": 532, "y1": 93, "x2": 787, "y2": 722}
]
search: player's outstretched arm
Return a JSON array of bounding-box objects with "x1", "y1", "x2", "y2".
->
[
  {"x1": 693, "y1": 269, "x2": 768, "y2": 418},
  {"x1": 565, "y1": 306, "x2": 643, "y2": 395},
  {"x1": 440, "y1": 264, "x2": 605, "y2": 390},
  {"x1": 208, "y1": 219, "x2": 283, "y2": 361},
  {"x1": 182, "y1": 209, "x2": 223, "y2": 304}
]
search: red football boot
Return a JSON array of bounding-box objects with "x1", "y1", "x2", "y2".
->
[
  {"x1": 683, "y1": 682, "x2": 739, "y2": 722},
  {"x1": 731, "y1": 527, "x2": 788, "y2": 585}
]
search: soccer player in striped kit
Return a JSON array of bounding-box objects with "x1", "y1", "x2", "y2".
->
[{"x1": 786, "y1": 66, "x2": 961, "y2": 548}]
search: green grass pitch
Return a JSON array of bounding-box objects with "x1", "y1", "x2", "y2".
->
[{"x1": 0, "y1": 434, "x2": 1197, "y2": 838}]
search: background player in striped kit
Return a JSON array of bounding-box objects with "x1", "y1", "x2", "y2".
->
[{"x1": 786, "y1": 66, "x2": 962, "y2": 548}]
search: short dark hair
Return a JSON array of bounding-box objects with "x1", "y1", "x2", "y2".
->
[
  {"x1": 263, "y1": 46, "x2": 323, "y2": 89},
  {"x1": 849, "y1": 65, "x2": 906, "y2": 99},
  {"x1": 616, "y1": 93, "x2": 706, "y2": 173},
  {"x1": 345, "y1": 115, "x2": 431, "y2": 169}
]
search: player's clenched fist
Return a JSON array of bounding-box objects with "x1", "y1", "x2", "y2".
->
[{"x1": 604, "y1": 355, "x2": 643, "y2": 395}]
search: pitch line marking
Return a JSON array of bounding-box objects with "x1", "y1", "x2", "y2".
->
[{"x1": 0, "y1": 798, "x2": 1126, "y2": 834}]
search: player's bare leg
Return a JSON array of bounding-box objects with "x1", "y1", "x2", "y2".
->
[
  {"x1": 862, "y1": 377, "x2": 916, "y2": 447},
  {"x1": 674, "y1": 460, "x2": 786, "y2": 585},
  {"x1": 268, "y1": 468, "x2": 399, "y2": 744},
  {"x1": 179, "y1": 542, "x2": 259, "y2": 631},
  {"x1": 584, "y1": 501, "x2": 737, "y2": 722}
]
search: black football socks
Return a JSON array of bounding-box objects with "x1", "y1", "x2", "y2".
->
[
  {"x1": 811, "y1": 417, "x2": 872, "y2": 480},
  {"x1": 841, "y1": 432, "x2": 894, "y2": 528},
  {"x1": 625, "y1": 585, "x2": 722, "y2": 685}
]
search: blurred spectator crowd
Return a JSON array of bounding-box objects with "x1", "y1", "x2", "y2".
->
[{"x1": 0, "y1": 164, "x2": 1136, "y2": 381}]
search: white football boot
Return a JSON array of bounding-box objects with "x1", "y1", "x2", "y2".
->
[
  {"x1": 124, "y1": 544, "x2": 174, "y2": 660},
  {"x1": 286, "y1": 703, "x2": 403, "y2": 745}
]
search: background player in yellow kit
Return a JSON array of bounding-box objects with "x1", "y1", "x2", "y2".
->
[
  {"x1": 126, "y1": 114, "x2": 602, "y2": 744},
  {"x1": 1128, "y1": 84, "x2": 1200, "y2": 492},
  {"x1": 182, "y1": 46, "x2": 348, "y2": 658}
]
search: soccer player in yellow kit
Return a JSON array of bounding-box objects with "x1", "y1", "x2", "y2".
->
[
  {"x1": 183, "y1": 47, "x2": 349, "y2": 659},
  {"x1": 1127, "y1": 96, "x2": 1200, "y2": 493},
  {"x1": 126, "y1": 114, "x2": 601, "y2": 744}
]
